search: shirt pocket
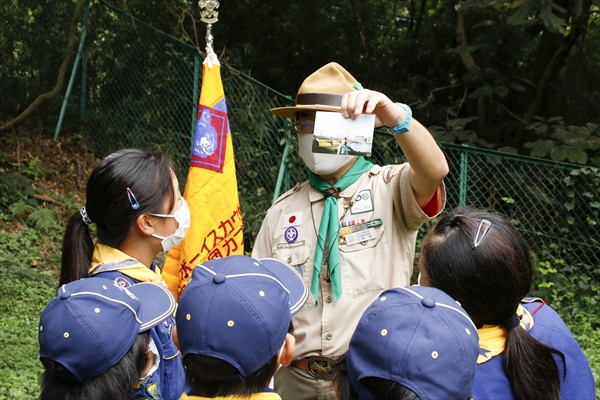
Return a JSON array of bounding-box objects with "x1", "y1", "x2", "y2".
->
[
  {"x1": 338, "y1": 224, "x2": 387, "y2": 297},
  {"x1": 274, "y1": 244, "x2": 311, "y2": 278},
  {"x1": 274, "y1": 244, "x2": 315, "y2": 310}
]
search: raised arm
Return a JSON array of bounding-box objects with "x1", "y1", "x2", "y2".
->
[{"x1": 341, "y1": 89, "x2": 448, "y2": 209}]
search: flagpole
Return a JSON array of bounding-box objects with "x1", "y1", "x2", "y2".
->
[{"x1": 199, "y1": 0, "x2": 220, "y2": 67}]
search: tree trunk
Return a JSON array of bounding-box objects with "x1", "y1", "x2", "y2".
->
[
  {"x1": 512, "y1": 0, "x2": 592, "y2": 149},
  {"x1": 412, "y1": 0, "x2": 427, "y2": 40},
  {"x1": 453, "y1": 2, "x2": 487, "y2": 135},
  {"x1": 350, "y1": 0, "x2": 372, "y2": 59},
  {"x1": 0, "y1": 0, "x2": 87, "y2": 131}
]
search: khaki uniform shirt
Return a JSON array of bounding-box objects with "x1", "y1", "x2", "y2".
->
[{"x1": 251, "y1": 163, "x2": 446, "y2": 359}]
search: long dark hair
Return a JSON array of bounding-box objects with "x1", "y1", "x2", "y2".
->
[
  {"x1": 40, "y1": 331, "x2": 150, "y2": 400},
  {"x1": 59, "y1": 149, "x2": 175, "y2": 286},
  {"x1": 420, "y1": 207, "x2": 565, "y2": 400},
  {"x1": 183, "y1": 354, "x2": 279, "y2": 397},
  {"x1": 333, "y1": 355, "x2": 420, "y2": 400}
]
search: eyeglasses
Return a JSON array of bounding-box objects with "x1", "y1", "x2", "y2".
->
[
  {"x1": 472, "y1": 219, "x2": 492, "y2": 249},
  {"x1": 293, "y1": 118, "x2": 315, "y2": 133}
]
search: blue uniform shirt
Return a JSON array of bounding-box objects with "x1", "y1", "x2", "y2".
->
[
  {"x1": 95, "y1": 268, "x2": 185, "y2": 400},
  {"x1": 472, "y1": 298, "x2": 595, "y2": 400}
]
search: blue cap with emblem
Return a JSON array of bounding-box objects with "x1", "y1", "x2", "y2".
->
[
  {"x1": 346, "y1": 285, "x2": 479, "y2": 400},
  {"x1": 38, "y1": 277, "x2": 176, "y2": 382},
  {"x1": 176, "y1": 255, "x2": 309, "y2": 378}
]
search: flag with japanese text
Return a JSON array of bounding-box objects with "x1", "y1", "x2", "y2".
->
[{"x1": 162, "y1": 57, "x2": 244, "y2": 299}]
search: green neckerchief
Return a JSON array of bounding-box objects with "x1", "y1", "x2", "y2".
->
[{"x1": 308, "y1": 156, "x2": 373, "y2": 304}]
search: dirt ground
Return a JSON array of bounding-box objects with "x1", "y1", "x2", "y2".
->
[{"x1": 3, "y1": 131, "x2": 100, "y2": 207}]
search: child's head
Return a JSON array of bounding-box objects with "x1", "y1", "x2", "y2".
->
[
  {"x1": 176, "y1": 255, "x2": 309, "y2": 397},
  {"x1": 419, "y1": 208, "x2": 566, "y2": 400},
  {"x1": 39, "y1": 278, "x2": 176, "y2": 400},
  {"x1": 338, "y1": 286, "x2": 479, "y2": 400},
  {"x1": 60, "y1": 149, "x2": 180, "y2": 285},
  {"x1": 418, "y1": 207, "x2": 532, "y2": 324}
]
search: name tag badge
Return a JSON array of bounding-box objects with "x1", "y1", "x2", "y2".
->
[
  {"x1": 277, "y1": 240, "x2": 306, "y2": 249},
  {"x1": 345, "y1": 228, "x2": 376, "y2": 246},
  {"x1": 351, "y1": 189, "x2": 373, "y2": 214}
]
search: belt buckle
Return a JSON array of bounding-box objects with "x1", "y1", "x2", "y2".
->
[{"x1": 306, "y1": 356, "x2": 335, "y2": 380}]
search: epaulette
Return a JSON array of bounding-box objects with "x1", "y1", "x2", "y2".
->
[{"x1": 272, "y1": 182, "x2": 304, "y2": 206}]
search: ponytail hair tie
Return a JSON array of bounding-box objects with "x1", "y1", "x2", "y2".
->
[
  {"x1": 502, "y1": 314, "x2": 521, "y2": 331},
  {"x1": 80, "y1": 206, "x2": 92, "y2": 226}
]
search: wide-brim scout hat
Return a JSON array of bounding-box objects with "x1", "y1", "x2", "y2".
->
[
  {"x1": 39, "y1": 278, "x2": 176, "y2": 381},
  {"x1": 346, "y1": 286, "x2": 480, "y2": 400},
  {"x1": 270, "y1": 62, "x2": 362, "y2": 119},
  {"x1": 176, "y1": 255, "x2": 309, "y2": 379}
]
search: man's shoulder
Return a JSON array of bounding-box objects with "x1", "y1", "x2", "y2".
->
[
  {"x1": 358, "y1": 163, "x2": 408, "y2": 184},
  {"x1": 272, "y1": 181, "x2": 309, "y2": 206}
]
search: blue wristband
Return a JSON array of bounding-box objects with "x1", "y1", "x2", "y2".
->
[{"x1": 386, "y1": 103, "x2": 412, "y2": 135}]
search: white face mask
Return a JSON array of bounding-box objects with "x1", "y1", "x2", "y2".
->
[
  {"x1": 297, "y1": 134, "x2": 355, "y2": 176},
  {"x1": 417, "y1": 272, "x2": 422, "y2": 286},
  {"x1": 139, "y1": 337, "x2": 160, "y2": 385},
  {"x1": 150, "y1": 198, "x2": 191, "y2": 252}
]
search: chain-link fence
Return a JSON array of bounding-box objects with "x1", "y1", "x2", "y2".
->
[{"x1": 59, "y1": 1, "x2": 598, "y2": 296}]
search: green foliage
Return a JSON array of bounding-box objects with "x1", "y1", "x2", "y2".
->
[
  {"x1": 0, "y1": 204, "x2": 63, "y2": 398},
  {"x1": 532, "y1": 166, "x2": 600, "y2": 323},
  {"x1": 9, "y1": 201, "x2": 59, "y2": 233},
  {"x1": 524, "y1": 118, "x2": 600, "y2": 165},
  {"x1": 0, "y1": 173, "x2": 35, "y2": 211},
  {"x1": 0, "y1": 268, "x2": 55, "y2": 400},
  {"x1": 8, "y1": 201, "x2": 36, "y2": 218},
  {"x1": 429, "y1": 117, "x2": 494, "y2": 148}
]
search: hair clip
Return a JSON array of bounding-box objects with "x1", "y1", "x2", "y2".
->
[
  {"x1": 79, "y1": 206, "x2": 92, "y2": 225},
  {"x1": 472, "y1": 219, "x2": 492, "y2": 249},
  {"x1": 126, "y1": 187, "x2": 140, "y2": 210}
]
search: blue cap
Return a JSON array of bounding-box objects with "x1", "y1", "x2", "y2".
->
[
  {"x1": 176, "y1": 255, "x2": 309, "y2": 378},
  {"x1": 39, "y1": 278, "x2": 176, "y2": 381},
  {"x1": 347, "y1": 286, "x2": 479, "y2": 400}
]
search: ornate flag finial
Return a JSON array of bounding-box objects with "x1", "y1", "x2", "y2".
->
[
  {"x1": 198, "y1": 0, "x2": 220, "y2": 66},
  {"x1": 199, "y1": 0, "x2": 219, "y2": 24}
]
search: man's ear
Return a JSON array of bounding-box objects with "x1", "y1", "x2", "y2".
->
[
  {"x1": 279, "y1": 334, "x2": 295, "y2": 366},
  {"x1": 136, "y1": 214, "x2": 156, "y2": 237}
]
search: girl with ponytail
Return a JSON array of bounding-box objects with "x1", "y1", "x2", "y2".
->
[
  {"x1": 59, "y1": 149, "x2": 187, "y2": 400},
  {"x1": 418, "y1": 207, "x2": 595, "y2": 400}
]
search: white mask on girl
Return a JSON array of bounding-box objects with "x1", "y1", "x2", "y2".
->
[
  {"x1": 297, "y1": 134, "x2": 355, "y2": 176},
  {"x1": 139, "y1": 337, "x2": 160, "y2": 385},
  {"x1": 149, "y1": 198, "x2": 191, "y2": 252}
]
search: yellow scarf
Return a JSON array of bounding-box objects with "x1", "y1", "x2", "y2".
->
[
  {"x1": 477, "y1": 303, "x2": 535, "y2": 364},
  {"x1": 89, "y1": 243, "x2": 164, "y2": 283}
]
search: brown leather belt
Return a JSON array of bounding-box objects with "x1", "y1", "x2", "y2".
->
[{"x1": 291, "y1": 356, "x2": 336, "y2": 380}]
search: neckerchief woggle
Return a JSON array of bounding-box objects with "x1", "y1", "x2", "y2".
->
[{"x1": 308, "y1": 156, "x2": 373, "y2": 305}]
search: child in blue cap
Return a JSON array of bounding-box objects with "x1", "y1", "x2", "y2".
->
[
  {"x1": 60, "y1": 149, "x2": 188, "y2": 400},
  {"x1": 39, "y1": 278, "x2": 176, "y2": 400},
  {"x1": 333, "y1": 285, "x2": 480, "y2": 400},
  {"x1": 176, "y1": 255, "x2": 309, "y2": 399}
]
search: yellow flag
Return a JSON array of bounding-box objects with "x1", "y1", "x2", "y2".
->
[{"x1": 162, "y1": 59, "x2": 244, "y2": 299}]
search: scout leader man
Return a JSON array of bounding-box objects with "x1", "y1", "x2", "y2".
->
[{"x1": 251, "y1": 62, "x2": 449, "y2": 400}]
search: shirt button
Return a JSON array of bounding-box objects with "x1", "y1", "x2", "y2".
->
[
  {"x1": 326, "y1": 333, "x2": 333, "y2": 340},
  {"x1": 325, "y1": 296, "x2": 333, "y2": 303},
  {"x1": 287, "y1": 257, "x2": 292, "y2": 263}
]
